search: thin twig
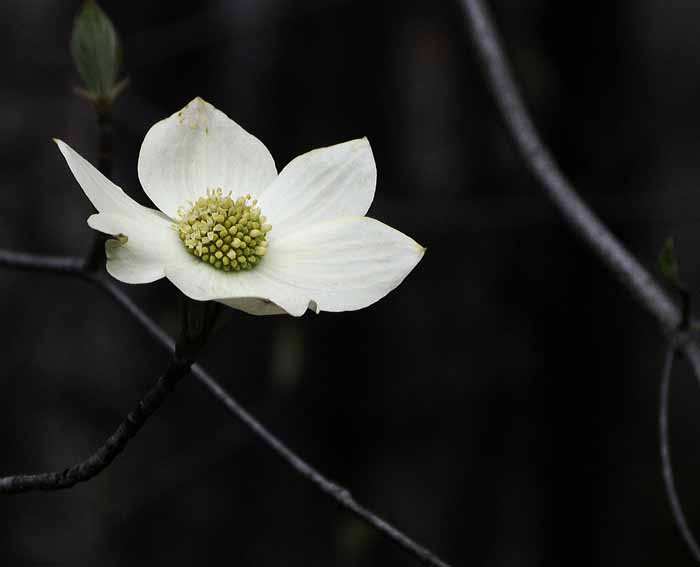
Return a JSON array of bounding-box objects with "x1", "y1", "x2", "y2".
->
[
  {"x1": 194, "y1": 364, "x2": 451, "y2": 567},
  {"x1": 0, "y1": 252, "x2": 451, "y2": 567},
  {"x1": 459, "y1": 0, "x2": 700, "y2": 374},
  {"x1": 0, "y1": 249, "x2": 83, "y2": 274},
  {"x1": 659, "y1": 343, "x2": 700, "y2": 561},
  {"x1": 93, "y1": 274, "x2": 452, "y2": 567},
  {"x1": 0, "y1": 355, "x2": 193, "y2": 493}
]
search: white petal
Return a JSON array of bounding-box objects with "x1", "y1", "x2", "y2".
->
[
  {"x1": 88, "y1": 213, "x2": 185, "y2": 284},
  {"x1": 55, "y1": 139, "x2": 166, "y2": 223},
  {"x1": 257, "y1": 138, "x2": 376, "y2": 238},
  {"x1": 263, "y1": 216, "x2": 424, "y2": 312},
  {"x1": 164, "y1": 216, "x2": 424, "y2": 316},
  {"x1": 56, "y1": 138, "x2": 183, "y2": 283},
  {"x1": 218, "y1": 298, "x2": 288, "y2": 316},
  {"x1": 138, "y1": 97, "x2": 277, "y2": 218},
  {"x1": 163, "y1": 256, "x2": 311, "y2": 316}
]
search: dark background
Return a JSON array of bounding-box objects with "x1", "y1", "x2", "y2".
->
[{"x1": 1, "y1": 0, "x2": 700, "y2": 565}]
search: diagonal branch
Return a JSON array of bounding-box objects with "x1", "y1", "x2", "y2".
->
[
  {"x1": 459, "y1": 0, "x2": 700, "y2": 374},
  {"x1": 461, "y1": 3, "x2": 700, "y2": 561},
  {"x1": 202, "y1": 363, "x2": 450, "y2": 566},
  {"x1": 0, "y1": 354, "x2": 193, "y2": 493},
  {"x1": 0, "y1": 251, "x2": 451, "y2": 567},
  {"x1": 93, "y1": 274, "x2": 452, "y2": 567},
  {"x1": 659, "y1": 343, "x2": 700, "y2": 562}
]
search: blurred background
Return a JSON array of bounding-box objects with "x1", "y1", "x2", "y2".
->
[{"x1": 2, "y1": 0, "x2": 700, "y2": 565}]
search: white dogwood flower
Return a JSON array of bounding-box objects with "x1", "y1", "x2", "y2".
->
[{"x1": 55, "y1": 97, "x2": 424, "y2": 316}]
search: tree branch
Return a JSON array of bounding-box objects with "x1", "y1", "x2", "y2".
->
[
  {"x1": 461, "y1": 4, "x2": 700, "y2": 560},
  {"x1": 0, "y1": 252, "x2": 451, "y2": 567},
  {"x1": 459, "y1": 0, "x2": 700, "y2": 374},
  {"x1": 0, "y1": 249, "x2": 83, "y2": 274},
  {"x1": 659, "y1": 343, "x2": 700, "y2": 561},
  {"x1": 93, "y1": 274, "x2": 452, "y2": 567},
  {"x1": 193, "y1": 358, "x2": 452, "y2": 567},
  {"x1": 0, "y1": 354, "x2": 193, "y2": 493}
]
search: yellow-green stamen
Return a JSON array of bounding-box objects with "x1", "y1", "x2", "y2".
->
[{"x1": 175, "y1": 188, "x2": 271, "y2": 272}]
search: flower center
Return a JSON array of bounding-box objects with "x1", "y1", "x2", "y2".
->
[{"x1": 175, "y1": 188, "x2": 271, "y2": 272}]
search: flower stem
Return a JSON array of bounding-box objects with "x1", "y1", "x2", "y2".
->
[
  {"x1": 178, "y1": 297, "x2": 222, "y2": 359},
  {"x1": 84, "y1": 102, "x2": 113, "y2": 271}
]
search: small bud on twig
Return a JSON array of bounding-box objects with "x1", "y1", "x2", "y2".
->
[
  {"x1": 70, "y1": 0, "x2": 125, "y2": 108},
  {"x1": 659, "y1": 237, "x2": 691, "y2": 329},
  {"x1": 659, "y1": 237, "x2": 683, "y2": 290}
]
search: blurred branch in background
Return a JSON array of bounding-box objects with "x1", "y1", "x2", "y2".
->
[
  {"x1": 0, "y1": 248, "x2": 451, "y2": 567},
  {"x1": 460, "y1": 0, "x2": 700, "y2": 366},
  {"x1": 462, "y1": 0, "x2": 700, "y2": 561},
  {"x1": 659, "y1": 344, "x2": 700, "y2": 562}
]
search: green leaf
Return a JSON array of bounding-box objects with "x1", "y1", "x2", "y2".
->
[
  {"x1": 659, "y1": 237, "x2": 682, "y2": 288},
  {"x1": 70, "y1": 0, "x2": 122, "y2": 103}
]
